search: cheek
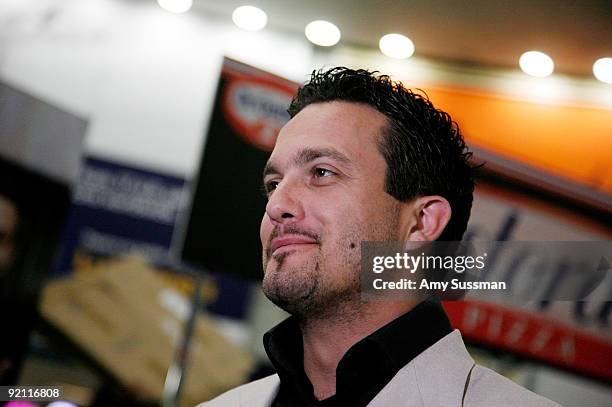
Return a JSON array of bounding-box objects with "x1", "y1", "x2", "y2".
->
[
  {"x1": 321, "y1": 204, "x2": 362, "y2": 246},
  {"x1": 329, "y1": 195, "x2": 398, "y2": 245},
  {"x1": 260, "y1": 215, "x2": 272, "y2": 245}
]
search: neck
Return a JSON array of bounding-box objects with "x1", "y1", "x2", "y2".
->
[{"x1": 300, "y1": 300, "x2": 418, "y2": 400}]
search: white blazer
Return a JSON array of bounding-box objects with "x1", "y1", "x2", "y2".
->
[{"x1": 198, "y1": 330, "x2": 560, "y2": 406}]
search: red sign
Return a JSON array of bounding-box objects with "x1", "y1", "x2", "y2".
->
[
  {"x1": 453, "y1": 173, "x2": 612, "y2": 383},
  {"x1": 222, "y1": 68, "x2": 297, "y2": 151},
  {"x1": 444, "y1": 300, "x2": 612, "y2": 382}
]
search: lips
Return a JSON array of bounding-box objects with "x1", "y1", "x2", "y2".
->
[{"x1": 270, "y1": 235, "x2": 318, "y2": 254}]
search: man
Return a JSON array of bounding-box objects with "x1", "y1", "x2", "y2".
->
[
  {"x1": 0, "y1": 194, "x2": 31, "y2": 386},
  {"x1": 201, "y1": 68, "x2": 559, "y2": 406}
]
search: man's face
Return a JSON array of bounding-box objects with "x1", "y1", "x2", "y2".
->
[{"x1": 260, "y1": 101, "x2": 405, "y2": 317}]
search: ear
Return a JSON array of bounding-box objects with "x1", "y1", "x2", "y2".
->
[{"x1": 403, "y1": 196, "x2": 452, "y2": 242}]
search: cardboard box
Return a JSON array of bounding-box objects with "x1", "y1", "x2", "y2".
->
[{"x1": 41, "y1": 258, "x2": 253, "y2": 406}]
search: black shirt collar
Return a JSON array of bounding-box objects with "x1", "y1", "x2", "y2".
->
[{"x1": 263, "y1": 299, "x2": 453, "y2": 407}]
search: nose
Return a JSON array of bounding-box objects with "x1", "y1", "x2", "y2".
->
[{"x1": 265, "y1": 179, "x2": 305, "y2": 225}]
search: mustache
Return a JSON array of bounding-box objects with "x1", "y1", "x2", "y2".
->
[{"x1": 266, "y1": 225, "x2": 321, "y2": 259}]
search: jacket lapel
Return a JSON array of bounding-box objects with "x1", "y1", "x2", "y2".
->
[{"x1": 368, "y1": 330, "x2": 474, "y2": 406}]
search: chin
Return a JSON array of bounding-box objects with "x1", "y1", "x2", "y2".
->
[
  {"x1": 262, "y1": 275, "x2": 315, "y2": 313},
  {"x1": 262, "y1": 259, "x2": 319, "y2": 307}
]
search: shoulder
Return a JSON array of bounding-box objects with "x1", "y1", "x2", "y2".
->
[
  {"x1": 396, "y1": 330, "x2": 560, "y2": 407},
  {"x1": 196, "y1": 374, "x2": 280, "y2": 407},
  {"x1": 465, "y1": 364, "x2": 561, "y2": 407}
]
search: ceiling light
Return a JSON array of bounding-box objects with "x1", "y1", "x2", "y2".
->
[
  {"x1": 593, "y1": 57, "x2": 612, "y2": 84},
  {"x1": 232, "y1": 5, "x2": 268, "y2": 31},
  {"x1": 304, "y1": 20, "x2": 341, "y2": 47},
  {"x1": 379, "y1": 33, "x2": 415, "y2": 59},
  {"x1": 157, "y1": 0, "x2": 192, "y2": 14},
  {"x1": 47, "y1": 402, "x2": 78, "y2": 407},
  {"x1": 519, "y1": 51, "x2": 554, "y2": 77}
]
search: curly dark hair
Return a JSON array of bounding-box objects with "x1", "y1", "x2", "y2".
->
[{"x1": 287, "y1": 67, "x2": 475, "y2": 241}]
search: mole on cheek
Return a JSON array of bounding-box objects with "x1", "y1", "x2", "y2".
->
[{"x1": 349, "y1": 242, "x2": 356, "y2": 249}]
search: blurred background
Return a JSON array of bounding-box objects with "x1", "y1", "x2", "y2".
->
[{"x1": 0, "y1": 0, "x2": 611, "y2": 406}]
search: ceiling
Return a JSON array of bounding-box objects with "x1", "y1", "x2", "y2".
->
[{"x1": 194, "y1": 0, "x2": 612, "y2": 77}]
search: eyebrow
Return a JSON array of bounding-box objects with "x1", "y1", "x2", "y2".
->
[{"x1": 262, "y1": 147, "x2": 352, "y2": 179}]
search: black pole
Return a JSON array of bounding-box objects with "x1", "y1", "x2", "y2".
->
[{"x1": 162, "y1": 271, "x2": 205, "y2": 407}]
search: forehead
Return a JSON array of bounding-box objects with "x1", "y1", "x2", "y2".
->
[{"x1": 270, "y1": 101, "x2": 388, "y2": 165}]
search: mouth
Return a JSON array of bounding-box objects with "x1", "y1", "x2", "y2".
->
[{"x1": 270, "y1": 236, "x2": 319, "y2": 256}]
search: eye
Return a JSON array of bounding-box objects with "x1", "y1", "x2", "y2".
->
[
  {"x1": 262, "y1": 179, "x2": 280, "y2": 197},
  {"x1": 313, "y1": 167, "x2": 335, "y2": 178}
]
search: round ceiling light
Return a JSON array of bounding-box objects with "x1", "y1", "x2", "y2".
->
[
  {"x1": 593, "y1": 57, "x2": 612, "y2": 84},
  {"x1": 232, "y1": 5, "x2": 268, "y2": 31},
  {"x1": 304, "y1": 20, "x2": 341, "y2": 47},
  {"x1": 379, "y1": 33, "x2": 415, "y2": 59},
  {"x1": 157, "y1": 0, "x2": 192, "y2": 14},
  {"x1": 519, "y1": 51, "x2": 554, "y2": 77}
]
